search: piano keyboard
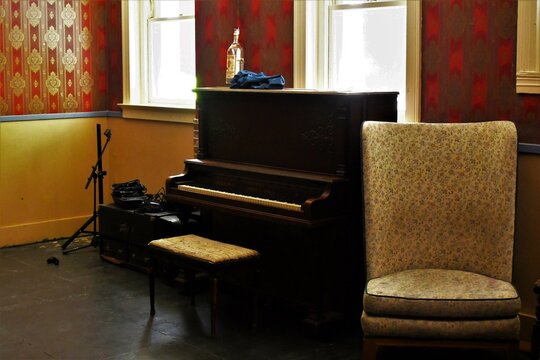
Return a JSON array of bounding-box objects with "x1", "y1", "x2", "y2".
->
[{"x1": 177, "y1": 184, "x2": 303, "y2": 212}]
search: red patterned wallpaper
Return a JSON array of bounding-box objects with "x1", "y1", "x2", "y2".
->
[
  {"x1": 195, "y1": 0, "x2": 237, "y2": 87},
  {"x1": 237, "y1": 0, "x2": 293, "y2": 80},
  {"x1": 422, "y1": 0, "x2": 540, "y2": 144},
  {"x1": 196, "y1": 0, "x2": 538, "y2": 142},
  {"x1": 195, "y1": 0, "x2": 293, "y2": 88},
  {"x1": 9, "y1": 0, "x2": 533, "y2": 142},
  {"x1": 105, "y1": 0, "x2": 122, "y2": 112},
  {"x1": 0, "y1": 0, "x2": 121, "y2": 115}
]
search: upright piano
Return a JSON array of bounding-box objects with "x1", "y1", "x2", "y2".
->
[{"x1": 166, "y1": 87, "x2": 397, "y2": 326}]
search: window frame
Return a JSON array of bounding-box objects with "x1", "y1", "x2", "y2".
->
[
  {"x1": 120, "y1": 0, "x2": 196, "y2": 122},
  {"x1": 516, "y1": 0, "x2": 540, "y2": 94},
  {"x1": 293, "y1": 0, "x2": 421, "y2": 122}
]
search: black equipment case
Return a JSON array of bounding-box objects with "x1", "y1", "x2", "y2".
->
[{"x1": 99, "y1": 203, "x2": 184, "y2": 268}]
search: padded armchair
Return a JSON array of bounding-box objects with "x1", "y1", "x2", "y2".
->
[{"x1": 361, "y1": 121, "x2": 520, "y2": 359}]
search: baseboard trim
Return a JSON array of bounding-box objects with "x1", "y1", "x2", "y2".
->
[{"x1": 0, "y1": 215, "x2": 92, "y2": 247}]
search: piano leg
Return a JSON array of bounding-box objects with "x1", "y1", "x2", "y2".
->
[{"x1": 302, "y1": 224, "x2": 349, "y2": 336}]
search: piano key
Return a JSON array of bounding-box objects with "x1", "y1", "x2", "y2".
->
[{"x1": 177, "y1": 184, "x2": 303, "y2": 212}]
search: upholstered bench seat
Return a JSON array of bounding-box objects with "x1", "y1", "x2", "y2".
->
[
  {"x1": 149, "y1": 234, "x2": 260, "y2": 265},
  {"x1": 364, "y1": 269, "x2": 520, "y2": 319},
  {"x1": 148, "y1": 234, "x2": 260, "y2": 336}
]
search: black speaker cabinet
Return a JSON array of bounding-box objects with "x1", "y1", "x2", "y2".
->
[{"x1": 99, "y1": 203, "x2": 185, "y2": 268}]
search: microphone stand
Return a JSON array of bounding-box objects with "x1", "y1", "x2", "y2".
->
[{"x1": 62, "y1": 124, "x2": 111, "y2": 255}]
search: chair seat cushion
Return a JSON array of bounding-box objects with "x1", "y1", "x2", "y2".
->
[
  {"x1": 364, "y1": 269, "x2": 520, "y2": 319},
  {"x1": 361, "y1": 311, "x2": 520, "y2": 340},
  {"x1": 148, "y1": 234, "x2": 259, "y2": 264}
]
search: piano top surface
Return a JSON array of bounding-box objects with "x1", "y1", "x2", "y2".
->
[{"x1": 194, "y1": 87, "x2": 399, "y2": 96}]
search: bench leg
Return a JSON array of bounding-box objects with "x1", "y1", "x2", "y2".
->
[
  {"x1": 187, "y1": 270, "x2": 196, "y2": 306},
  {"x1": 252, "y1": 267, "x2": 260, "y2": 330},
  {"x1": 149, "y1": 265, "x2": 156, "y2": 316},
  {"x1": 210, "y1": 275, "x2": 218, "y2": 336}
]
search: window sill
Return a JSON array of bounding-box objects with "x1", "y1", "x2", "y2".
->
[
  {"x1": 118, "y1": 103, "x2": 196, "y2": 123},
  {"x1": 519, "y1": 143, "x2": 540, "y2": 154},
  {"x1": 516, "y1": 72, "x2": 540, "y2": 94}
]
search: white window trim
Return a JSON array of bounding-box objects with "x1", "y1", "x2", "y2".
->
[
  {"x1": 293, "y1": 0, "x2": 421, "y2": 122},
  {"x1": 119, "y1": 103, "x2": 196, "y2": 123},
  {"x1": 120, "y1": 0, "x2": 195, "y2": 123},
  {"x1": 516, "y1": 0, "x2": 540, "y2": 94}
]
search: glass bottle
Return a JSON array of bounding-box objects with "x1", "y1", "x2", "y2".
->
[{"x1": 225, "y1": 28, "x2": 244, "y2": 84}]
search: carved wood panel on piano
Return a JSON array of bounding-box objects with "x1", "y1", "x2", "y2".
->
[{"x1": 165, "y1": 88, "x2": 398, "y2": 330}]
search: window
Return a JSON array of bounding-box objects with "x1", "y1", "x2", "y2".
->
[
  {"x1": 122, "y1": 0, "x2": 196, "y2": 112},
  {"x1": 294, "y1": 0, "x2": 421, "y2": 122},
  {"x1": 516, "y1": 0, "x2": 540, "y2": 94}
]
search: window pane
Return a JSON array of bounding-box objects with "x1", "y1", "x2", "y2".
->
[
  {"x1": 154, "y1": 0, "x2": 194, "y2": 18},
  {"x1": 148, "y1": 18, "x2": 196, "y2": 105},
  {"x1": 329, "y1": 6, "x2": 406, "y2": 115},
  {"x1": 335, "y1": 0, "x2": 399, "y2": 5}
]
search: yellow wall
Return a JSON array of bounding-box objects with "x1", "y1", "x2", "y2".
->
[
  {"x1": 107, "y1": 117, "x2": 194, "y2": 195},
  {"x1": 0, "y1": 118, "x2": 109, "y2": 246},
  {"x1": 0, "y1": 116, "x2": 194, "y2": 247}
]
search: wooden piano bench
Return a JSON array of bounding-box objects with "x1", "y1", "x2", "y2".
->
[{"x1": 147, "y1": 234, "x2": 260, "y2": 336}]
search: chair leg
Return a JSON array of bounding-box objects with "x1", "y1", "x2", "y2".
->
[
  {"x1": 149, "y1": 264, "x2": 156, "y2": 316},
  {"x1": 533, "y1": 323, "x2": 540, "y2": 360},
  {"x1": 363, "y1": 338, "x2": 379, "y2": 360},
  {"x1": 533, "y1": 279, "x2": 540, "y2": 360},
  {"x1": 210, "y1": 275, "x2": 218, "y2": 337}
]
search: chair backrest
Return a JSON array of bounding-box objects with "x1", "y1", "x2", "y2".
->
[{"x1": 362, "y1": 121, "x2": 517, "y2": 282}]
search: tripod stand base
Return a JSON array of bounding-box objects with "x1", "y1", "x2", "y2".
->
[
  {"x1": 62, "y1": 234, "x2": 100, "y2": 255},
  {"x1": 62, "y1": 213, "x2": 100, "y2": 255}
]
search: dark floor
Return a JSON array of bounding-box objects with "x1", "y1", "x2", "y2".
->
[{"x1": 0, "y1": 238, "x2": 531, "y2": 360}]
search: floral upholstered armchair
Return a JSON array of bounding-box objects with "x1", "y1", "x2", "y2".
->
[{"x1": 361, "y1": 121, "x2": 520, "y2": 359}]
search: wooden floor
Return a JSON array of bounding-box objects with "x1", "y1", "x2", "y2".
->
[{"x1": 0, "y1": 238, "x2": 531, "y2": 360}]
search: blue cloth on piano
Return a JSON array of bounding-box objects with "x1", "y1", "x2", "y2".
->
[{"x1": 230, "y1": 70, "x2": 285, "y2": 89}]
